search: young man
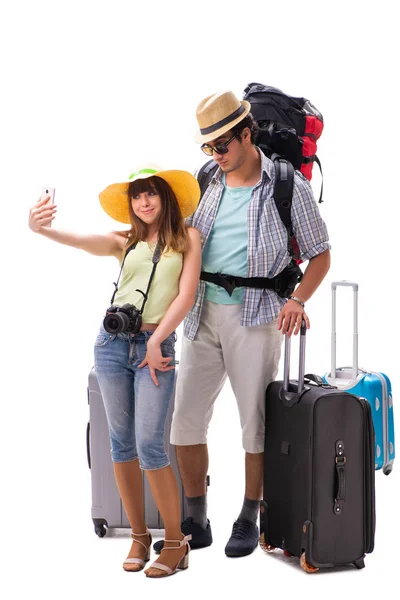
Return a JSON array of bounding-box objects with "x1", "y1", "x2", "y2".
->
[{"x1": 154, "y1": 90, "x2": 331, "y2": 557}]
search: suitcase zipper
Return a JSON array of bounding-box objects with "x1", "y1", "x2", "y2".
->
[
  {"x1": 372, "y1": 372, "x2": 389, "y2": 471},
  {"x1": 359, "y1": 397, "x2": 376, "y2": 553}
]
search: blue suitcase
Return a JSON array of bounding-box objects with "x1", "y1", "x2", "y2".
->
[{"x1": 323, "y1": 281, "x2": 395, "y2": 475}]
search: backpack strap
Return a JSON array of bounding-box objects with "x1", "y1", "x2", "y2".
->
[
  {"x1": 197, "y1": 159, "x2": 218, "y2": 197},
  {"x1": 197, "y1": 154, "x2": 297, "y2": 258},
  {"x1": 302, "y1": 153, "x2": 323, "y2": 203},
  {"x1": 313, "y1": 155, "x2": 323, "y2": 203},
  {"x1": 271, "y1": 153, "x2": 295, "y2": 257}
]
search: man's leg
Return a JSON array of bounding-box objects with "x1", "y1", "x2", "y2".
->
[
  {"x1": 221, "y1": 312, "x2": 283, "y2": 556},
  {"x1": 231, "y1": 451, "x2": 264, "y2": 529},
  {"x1": 153, "y1": 442, "x2": 212, "y2": 553},
  {"x1": 245, "y1": 451, "x2": 263, "y2": 501},
  {"x1": 153, "y1": 300, "x2": 226, "y2": 553},
  {"x1": 176, "y1": 443, "x2": 209, "y2": 496},
  {"x1": 176, "y1": 443, "x2": 209, "y2": 528}
]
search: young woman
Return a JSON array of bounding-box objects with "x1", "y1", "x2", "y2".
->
[{"x1": 28, "y1": 165, "x2": 201, "y2": 578}]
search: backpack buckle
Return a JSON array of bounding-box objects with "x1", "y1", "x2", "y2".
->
[{"x1": 218, "y1": 273, "x2": 237, "y2": 296}]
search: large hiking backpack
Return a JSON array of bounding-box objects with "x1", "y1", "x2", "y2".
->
[
  {"x1": 243, "y1": 82, "x2": 324, "y2": 194},
  {"x1": 197, "y1": 83, "x2": 324, "y2": 263}
]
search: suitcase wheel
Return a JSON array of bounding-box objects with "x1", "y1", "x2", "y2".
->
[
  {"x1": 300, "y1": 552, "x2": 319, "y2": 573},
  {"x1": 95, "y1": 524, "x2": 107, "y2": 538},
  {"x1": 259, "y1": 533, "x2": 277, "y2": 552},
  {"x1": 354, "y1": 557, "x2": 365, "y2": 569}
]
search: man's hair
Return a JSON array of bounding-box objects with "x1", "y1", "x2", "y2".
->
[
  {"x1": 126, "y1": 176, "x2": 189, "y2": 254},
  {"x1": 230, "y1": 113, "x2": 259, "y2": 144}
]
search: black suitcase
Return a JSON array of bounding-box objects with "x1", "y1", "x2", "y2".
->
[{"x1": 260, "y1": 323, "x2": 375, "y2": 572}]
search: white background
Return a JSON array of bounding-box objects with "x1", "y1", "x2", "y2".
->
[{"x1": 1, "y1": 1, "x2": 399, "y2": 598}]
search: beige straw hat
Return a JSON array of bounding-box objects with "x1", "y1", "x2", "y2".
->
[
  {"x1": 195, "y1": 90, "x2": 250, "y2": 144},
  {"x1": 99, "y1": 164, "x2": 200, "y2": 223}
]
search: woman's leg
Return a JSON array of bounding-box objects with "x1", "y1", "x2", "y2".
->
[
  {"x1": 113, "y1": 460, "x2": 145, "y2": 531},
  {"x1": 144, "y1": 466, "x2": 188, "y2": 576},
  {"x1": 114, "y1": 460, "x2": 152, "y2": 571},
  {"x1": 94, "y1": 330, "x2": 150, "y2": 570},
  {"x1": 134, "y1": 332, "x2": 189, "y2": 575}
]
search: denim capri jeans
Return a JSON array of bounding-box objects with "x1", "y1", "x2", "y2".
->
[{"x1": 94, "y1": 324, "x2": 176, "y2": 470}]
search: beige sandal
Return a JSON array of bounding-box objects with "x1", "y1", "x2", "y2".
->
[
  {"x1": 145, "y1": 534, "x2": 192, "y2": 578},
  {"x1": 123, "y1": 529, "x2": 152, "y2": 572}
]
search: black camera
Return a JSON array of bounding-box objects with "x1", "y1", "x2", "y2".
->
[{"x1": 103, "y1": 303, "x2": 142, "y2": 334}]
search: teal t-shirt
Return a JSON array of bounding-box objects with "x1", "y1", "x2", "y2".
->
[{"x1": 202, "y1": 176, "x2": 254, "y2": 304}]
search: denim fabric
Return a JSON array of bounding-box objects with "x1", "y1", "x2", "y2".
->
[{"x1": 94, "y1": 325, "x2": 176, "y2": 469}]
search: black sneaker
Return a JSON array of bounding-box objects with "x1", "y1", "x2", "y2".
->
[
  {"x1": 153, "y1": 517, "x2": 213, "y2": 554},
  {"x1": 224, "y1": 518, "x2": 259, "y2": 557}
]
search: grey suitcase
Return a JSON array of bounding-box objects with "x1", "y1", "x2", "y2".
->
[{"x1": 87, "y1": 365, "x2": 188, "y2": 537}]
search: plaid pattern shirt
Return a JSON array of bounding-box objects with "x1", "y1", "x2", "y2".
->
[{"x1": 184, "y1": 150, "x2": 330, "y2": 340}]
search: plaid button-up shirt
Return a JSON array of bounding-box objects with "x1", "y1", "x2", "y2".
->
[{"x1": 184, "y1": 150, "x2": 330, "y2": 340}]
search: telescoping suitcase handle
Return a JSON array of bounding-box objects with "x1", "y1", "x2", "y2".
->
[
  {"x1": 330, "y1": 281, "x2": 359, "y2": 381},
  {"x1": 279, "y1": 320, "x2": 307, "y2": 406}
]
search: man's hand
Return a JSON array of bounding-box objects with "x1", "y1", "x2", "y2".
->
[{"x1": 277, "y1": 299, "x2": 310, "y2": 337}]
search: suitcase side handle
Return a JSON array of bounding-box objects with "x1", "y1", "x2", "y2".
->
[
  {"x1": 86, "y1": 421, "x2": 91, "y2": 469},
  {"x1": 331, "y1": 280, "x2": 359, "y2": 381}
]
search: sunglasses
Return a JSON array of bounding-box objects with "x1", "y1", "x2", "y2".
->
[{"x1": 201, "y1": 134, "x2": 237, "y2": 156}]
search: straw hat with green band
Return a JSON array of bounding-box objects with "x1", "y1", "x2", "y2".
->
[{"x1": 99, "y1": 164, "x2": 200, "y2": 223}]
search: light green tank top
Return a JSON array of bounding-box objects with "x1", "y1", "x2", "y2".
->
[{"x1": 113, "y1": 241, "x2": 183, "y2": 324}]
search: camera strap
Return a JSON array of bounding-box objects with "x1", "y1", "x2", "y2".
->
[
  {"x1": 137, "y1": 242, "x2": 162, "y2": 315},
  {"x1": 110, "y1": 241, "x2": 163, "y2": 311}
]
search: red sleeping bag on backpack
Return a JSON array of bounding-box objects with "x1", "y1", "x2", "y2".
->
[{"x1": 243, "y1": 83, "x2": 323, "y2": 186}]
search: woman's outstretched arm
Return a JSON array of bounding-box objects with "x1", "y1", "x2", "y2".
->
[{"x1": 29, "y1": 195, "x2": 127, "y2": 258}]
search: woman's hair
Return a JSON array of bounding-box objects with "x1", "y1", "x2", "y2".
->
[
  {"x1": 230, "y1": 113, "x2": 259, "y2": 144},
  {"x1": 125, "y1": 176, "x2": 189, "y2": 254}
]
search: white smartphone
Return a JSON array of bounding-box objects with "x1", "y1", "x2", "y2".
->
[{"x1": 41, "y1": 186, "x2": 56, "y2": 227}]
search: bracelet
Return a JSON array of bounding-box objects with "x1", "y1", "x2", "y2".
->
[{"x1": 289, "y1": 295, "x2": 305, "y2": 308}]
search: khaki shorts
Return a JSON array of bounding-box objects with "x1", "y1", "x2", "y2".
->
[{"x1": 170, "y1": 300, "x2": 283, "y2": 453}]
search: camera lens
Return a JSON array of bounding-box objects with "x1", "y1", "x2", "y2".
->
[
  {"x1": 103, "y1": 311, "x2": 130, "y2": 334},
  {"x1": 104, "y1": 316, "x2": 119, "y2": 333}
]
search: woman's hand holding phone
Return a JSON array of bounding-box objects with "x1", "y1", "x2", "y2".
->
[{"x1": 29, "y1": 190, "x2": 57, "y2": 232}]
